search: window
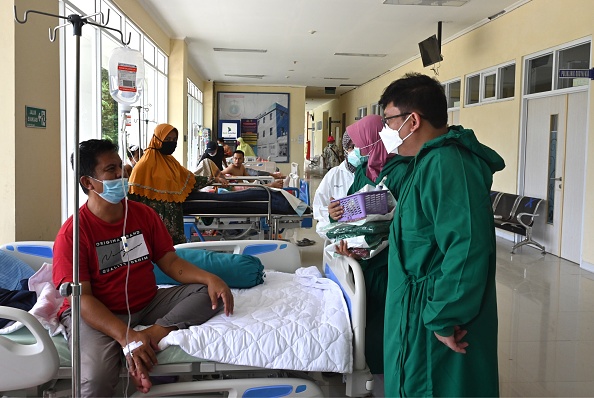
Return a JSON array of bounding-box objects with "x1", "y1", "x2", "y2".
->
[
  {"x1": 61, "y1": 0, "x2": 169, "y2": 219},
  {"x1": 465, "y1": 62, "x2": 516, "y2": 106},
  {"x1": 499, "y1": 64, "x2": 515, "y2": 98},
  {"x1": 357, "y1": 106, "x2": 368, "y2": 119},
  {"x1": 466, "y1": 74, "x2": 480, "y2": 105},
  {"x1": 443, "y1": 79, "x2": 461, "y2": 109},
  {"x1": 483, "y1": 73, "x2": 496, "y2": 100},
  {"x1": 557, "y1": 42, "x2": 591, "y2": 89},
  {"x1": 187, "y1": 79, "x2": 204, "y2": 172},
  {"x1": 526, "y1": 41, "x2": 591, "y2": 95},
  {"x1": 370, "y1": 103, "x2": 382, "y2": 115},
  {"x1": 527, "y1": 54, "x2": 553, "y2": 94}
]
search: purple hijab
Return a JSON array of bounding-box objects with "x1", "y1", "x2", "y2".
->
[{"x1": 346, "y1": 115, "x2": 393, "y2": 182}]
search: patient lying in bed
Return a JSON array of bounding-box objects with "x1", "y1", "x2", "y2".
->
[{"x1": 221, "y1": 150, "x2": 283, "y2": 188}]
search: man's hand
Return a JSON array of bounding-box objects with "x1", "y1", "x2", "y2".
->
[
  {"x1": 206, "y1": 275, "x2": 234, "y2": 316},
  {"x1": 268, "y1": 179, "x2": 283, "y2": 189},
  {"x1": 434, "y1": 325, "x2": 469, "y2": 354},
  {"x1": 217, "y1": 176, "x2": 229, "y2": 187},
  {"x1": 122, "y1": 329, "x2": 159, "y2": 393},
  {"x1": 334, "y1": 240, "x2": 362, "y2": 260},
  {"x1": 328, "y1": 197, "x2": 344, "y2": 220}
]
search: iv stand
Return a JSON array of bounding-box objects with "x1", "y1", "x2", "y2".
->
[
  {"x1": 133, "y1": 105, "x2": 151, "y2": 157},
  {"x1": 14, "y1": 7, "x2": 131, "y2": 398}
]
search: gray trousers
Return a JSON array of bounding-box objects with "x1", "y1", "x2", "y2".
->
[{"x1": 61, "y1": 284, "x2": 222, "y2": 398}]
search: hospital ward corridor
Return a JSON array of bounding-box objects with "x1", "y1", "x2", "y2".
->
[
  {"x1": 4, "y1": 0, "x2": 594, "y2": 396},
  {"x1": 287, "y1": 174, "x2": 594, "y2": 398}
]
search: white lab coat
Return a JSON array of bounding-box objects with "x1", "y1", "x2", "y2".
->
[{"x1": 312, "y1": 161, "x2": 355, "y2": 238}]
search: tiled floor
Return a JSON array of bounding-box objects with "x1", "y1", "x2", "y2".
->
[{"x1": 291, "y1": 172, "x2": 594, "y2": 397}]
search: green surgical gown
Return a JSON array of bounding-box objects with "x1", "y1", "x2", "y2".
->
[{"x1": 384, "y1": 126, "x2": 505, "y2": 397}]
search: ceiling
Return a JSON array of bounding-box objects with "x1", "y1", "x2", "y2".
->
[{"x1": 138, "y1": 0, "x2": 526, "y2": 110}]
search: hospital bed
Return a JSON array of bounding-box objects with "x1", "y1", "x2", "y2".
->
[
  {"x1": 184, "y1": 184, "x2": 312, "y2": 240},
  {"x1": 0, "y1": 240, "x2": 373, "y2": 397}
]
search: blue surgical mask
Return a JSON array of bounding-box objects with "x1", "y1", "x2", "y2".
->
[
  {"x1": 89, "y1": 177, "x2": 129, "y2": 204},
  {"x1": 347, "y1": 148, "x2": 366, "y2": 168}
]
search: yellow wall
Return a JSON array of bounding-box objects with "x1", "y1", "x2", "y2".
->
[
  {"x1": 214, "y1": 84, "x2": 306, "y2": 176},
  {"x1": 168, "y1": 39, "x2": 188, "y2": 165},
  {"x1": 336, "y1": 0, "x2": 594, "y2": 267},
  {"x1": 1, "y1": 0, "x2": 62, "y2": 242},
  {"x1": 310, "y1": 100, "x2": 341, "y2": 156}
]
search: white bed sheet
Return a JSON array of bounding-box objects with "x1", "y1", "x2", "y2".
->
[{"x1": 158, "y1": 267, "x2": 353, "y2": 373}]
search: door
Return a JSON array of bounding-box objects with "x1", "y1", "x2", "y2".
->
[{"x1": 523, "y1": 92, "x2": 587, "y2": 263}]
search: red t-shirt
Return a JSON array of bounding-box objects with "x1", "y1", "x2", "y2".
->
[{"x1": 53, "y1": 200, "x2": 174, "y2": 316}]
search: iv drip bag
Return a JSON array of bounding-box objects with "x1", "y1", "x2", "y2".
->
[{"x1": 108, "y1": 47, "x2": 145, "y2": 104}]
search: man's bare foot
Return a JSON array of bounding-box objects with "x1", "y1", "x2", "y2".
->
[{"x1": 142, "y1": 324, "x2": 175, "y2": 350}]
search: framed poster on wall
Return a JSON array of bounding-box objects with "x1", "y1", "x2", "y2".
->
[
  {"x1": 218, "y1": 120, "x2": 239, "y2": 140},
  {"x1": 218, "y1": 92, "x2": 290, "y2": 162}
]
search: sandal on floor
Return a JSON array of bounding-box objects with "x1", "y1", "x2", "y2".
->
[{"x1": 296, "y1": 239, "x2": 315, "y2": 246}]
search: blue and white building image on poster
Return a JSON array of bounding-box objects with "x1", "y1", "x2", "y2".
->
[
  {"x1": 256, "y1": 103, "x2": 289, "y2": 161},
  {"x1": 217, "y1": 92, "x2": 290, "y2": 162}
]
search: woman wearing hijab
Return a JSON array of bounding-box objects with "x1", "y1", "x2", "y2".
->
[
  {"x1": 129, "y1": 123, "x2": 196, "y2": 245},
  {"x1": 235, "y1": 137, "x2": 255, "y2": 157},
  {"x1": 328, "y1": 114, "x2": 412, "y2": 395}
]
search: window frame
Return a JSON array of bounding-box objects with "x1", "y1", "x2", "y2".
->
[
  {"x1": 465, "y1": 61, "x2": 516, "y2": 107},
  {"x1": 357, "y1": 106, "x2": 368, "y2": 119},
  {"x1": 442, "y1": 78, "x2": 461, "y2": 110},
  {"x1": 523, "y1": 38, "x2": 591, "y2": 97}
]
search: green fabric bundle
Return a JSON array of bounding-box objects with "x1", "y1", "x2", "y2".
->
[{"x1": 325, "y1": 220, "x2": 391, "y2": 249}]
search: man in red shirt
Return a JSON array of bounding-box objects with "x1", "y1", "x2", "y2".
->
[{"x1": 53, "y1": 139, "x2": 234, "y2": 397}]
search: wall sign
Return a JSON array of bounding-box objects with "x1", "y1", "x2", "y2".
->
[{"x1": 25, "y1": 106, "x2": 46, "y2": 128}]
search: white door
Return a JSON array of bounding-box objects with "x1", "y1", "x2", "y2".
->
[{"x1": 523, "y1": 92, "x2": 587, "y2": 263}]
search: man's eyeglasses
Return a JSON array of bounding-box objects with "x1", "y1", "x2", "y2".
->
[{"x1": 382, "y1": 113, "x2": 411, "y2": 126}]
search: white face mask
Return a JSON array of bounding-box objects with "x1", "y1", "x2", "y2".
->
[{"x1": 378, "y1": 114, "x2": 413, "y2": 154}]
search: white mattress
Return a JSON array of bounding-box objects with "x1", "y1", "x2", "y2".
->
[{"x1": 158, "y1": 267, "x2": 353, "y2": 373}]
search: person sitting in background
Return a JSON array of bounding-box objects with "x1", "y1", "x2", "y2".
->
[
  {"x1": 124, "y1": 145, "x2": 143, "y2": 177},
  {"x1": 313, "y1": 132, "x2": 356, "y2": 239},
  {"x1": 129, "y1": 123, "x2": 195, "y2": 245},
  {"x1": 221, "y1": 150, "x2": 283, "y2": 188},
  {"x1": 218, "y1": 138, "x2": 233, "y2": 157},
  {"x1": 199, "y1": 140, "x2": 227, "y2": 170},
  {"x1": 321, "y1": 136, "x2": 341, "y2": 171},
  {"x1": 53, "y1": 138, "x2": 233, "y2": 397},
  {"x1": 235, "y1": 137, "x2": 255, "y2": 157},
  {"x1": 193, "y1": 158, "x2": 229, "y2": 188}
]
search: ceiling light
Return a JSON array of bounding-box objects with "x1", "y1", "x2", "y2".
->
[
  {"x1": 334, "y1": 52, "x2": 386, "y2": 57},
  {"x1": 488, "y1": 10, "x2": 506, "y2": 20},
  {"x1": 383, "y1": 0, "x2": 469, "y2": 6},
  {"x1": 224, "y1": 74, "x2": 265, "y2": 79},
  {"x1": 214, "y1": 48, "x2": 267, "y2": 53},
  {"x1": 324, "y1": 77, "x2": 349, "y2": 80}
]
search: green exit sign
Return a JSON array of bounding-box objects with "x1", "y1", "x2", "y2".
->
[{"x1": 25, "y1": 106, "x2": 46, "y2": 128}]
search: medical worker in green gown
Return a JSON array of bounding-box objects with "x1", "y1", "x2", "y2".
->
[
  {"x1": 378, "y1": 73, "x2": 504, "y2": 397},
  {"x1": 329, "y1": 115, "x2": 412, "y2": 394}
]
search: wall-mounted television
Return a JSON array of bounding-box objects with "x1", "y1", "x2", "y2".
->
[{"x1": 418, "y1": 34, "x2": 443, "y2": 67}]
